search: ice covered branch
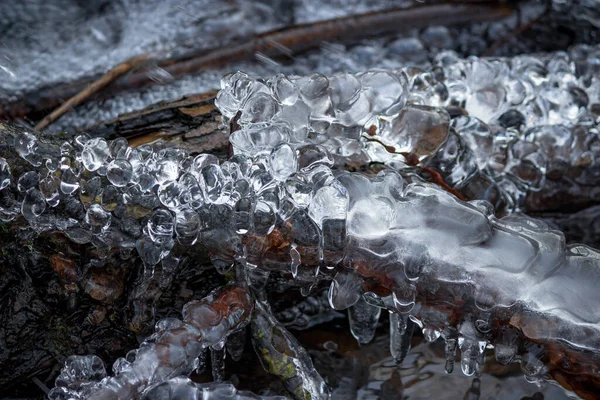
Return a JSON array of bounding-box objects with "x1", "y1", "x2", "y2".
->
[{"x1": 2, "y1": 45, "x2": 600, "y2": 399}]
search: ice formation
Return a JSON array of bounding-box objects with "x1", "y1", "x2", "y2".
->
[
  {"x1": 1, "y1": 47, "x2": 600, "y2": 399},
  {"x1": 216, "y1": 46, "x2": 600, "y2": 214},
  {"x1": 49, "y1": 285, "x2": 253, "y2": 399}
]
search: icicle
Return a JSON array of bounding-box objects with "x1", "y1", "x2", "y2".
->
[
  {"x1": 289, "y1": 244, "x2": 300, "y2": 278},
  {"x1": 389, "y1": 311, "x2": 415, "y2": 365},
  {"x1": 459, "y1": 338, "x2": 485, "y2": 377},
  {"x1": 348, "y1": 296, "x2": 381, "y2": 345},
  {"x1": 443, "y1": 328, "x2": 458, "y2": 374},
  {"x1": 210, "y1": 341, "x2": 226, "y2": 382}
]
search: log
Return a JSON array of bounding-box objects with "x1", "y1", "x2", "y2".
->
[{"x1": 84, "y1": 90, "x2": 229, "y2": 156}]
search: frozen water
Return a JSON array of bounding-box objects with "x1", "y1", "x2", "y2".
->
[
  {"x1": 348, "y1": 297, "x2": 381, "y2": 345},
  {"x1": 3, "y1": 41, "x2": 600, "y2": 398},
  {"x1": 46, "y1": 285, "x2": 252, "y2": 399}
]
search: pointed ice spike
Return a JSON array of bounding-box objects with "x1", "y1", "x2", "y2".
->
[
  {"x1": 348, "y1": 296, "x2": 381, "y2": 345},
  {"x1": 389, "y1": 311, "x2": 415, "y2": 365}
]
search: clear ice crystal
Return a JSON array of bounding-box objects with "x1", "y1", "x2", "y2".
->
[
  {"x1": 21, "y1": 188, "x2": 46, "y2": 221},
  {"x1": 81, "y1": 138, "x2": 110, "y2": 172},
  {"x1": 106, "y1": 159, "x2": 133, "y2": 187},
  {"x1": 348, "y1": 297, "x2": 381, "y2": 345}
]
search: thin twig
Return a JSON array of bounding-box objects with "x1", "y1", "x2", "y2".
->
[{"x1": 34, "y1": 54, "x2": 151, "y2": 131}]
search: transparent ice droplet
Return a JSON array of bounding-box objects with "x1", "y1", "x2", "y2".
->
[
  {"x1": 17, "y1": 171, "x2": 39, "y2": 193},
  {"x1": 39, "y1": 175, "x2": 61, "y2": 207},
  {"x1": 285, "y1": 177, "x2": 312, "y2": 207},
  {"x1": 253, "y1": 200, "x2": 275, "y2": 235},
  {"x1": 269, "y1": 143, "x2": 297, "y2": 180},
  {"x1": 329, "y1": 72, "x2": 361, "y2": 112},
  {"x1": 359, "y1": 70, "x2": 406, "y2": 114},
  {"x1": 230, "y1": 124, "x2": 289, "y2": 156},
  {"x1": 157, "y1": 181, "x2": 182, "y2": 209},
  {"x1": 100, "y1": 185, "x2": 120, "y2": 212},
  {"x1": 199, "y1": 164, "x2": 224, "y2": 203},
  {"x1": 215, "y1": 89, "x2": 241, "y2": 119},
  {"x1": 15, "y1": 131, "x2": 38, "y2": 158},
  {"x1": 385, "y1": 104, "x2": 450, "y2": 159},
  {"x1": 271, "y1": 73, "x2": 298, "y2": 106},
  {"x1": 54, "y1": 354, "x2": 106, "y2": 388},
  {"x1": 109, "y1": 137, "x2": 130, "y2": 159},
  {"x1": 147, "y1": 209, "x2": 174, "y2": 240},
  {"x1": 239, "y1": 92, "x2": 281, "y2": 124},
  {"x1": 60, "y1": 168, "x2": 80, "y2": 195},
  {"x1": 451, "y1": 116, "x2": 493, "y2": 170},
  {"x1": 80, "y1": 176, "x2": 102, "y2": 207},
  {"x1": 328, "y1": 270, "x2": 361, "y2": 310},
  {"x1": 155, "y1": 159, "x2": 179, "y2": 184},
  {"x1": 106, "y1": 159, "x2": 133, "y2": 187},
  {"x1": 233, "y1": 197, "x2": 252, "y2": 235},
  {"x1": 459, "y1": 337, "x2": 485, "y2": 377},
  {"x1": 422, "y1": 327, "x2": 442, "y2": 342},
  {"x1": 308, "y1": 184, "x2": 348, "y2": 226},
  {"x1": 21, "y1": 188, "x2": 46, "y2": 220},
  {"x1": 136, "y1": 234, "x2": 171, "y2": 266},
  {"x1": 297, "y1": 73, "x2": 329, "y2": 101},
  {"x1": 175, "y1": 209, "x2": 201, "y2": 246},
  {"x1": 85, "y1": 204, "x2": 111, "y2": 232},
  {"x1": 348, "y1": 297, "x2": 381, "y2": 345},
  {"x1": 81, "y1": 138, "x2": 110, "y2": 171}
]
